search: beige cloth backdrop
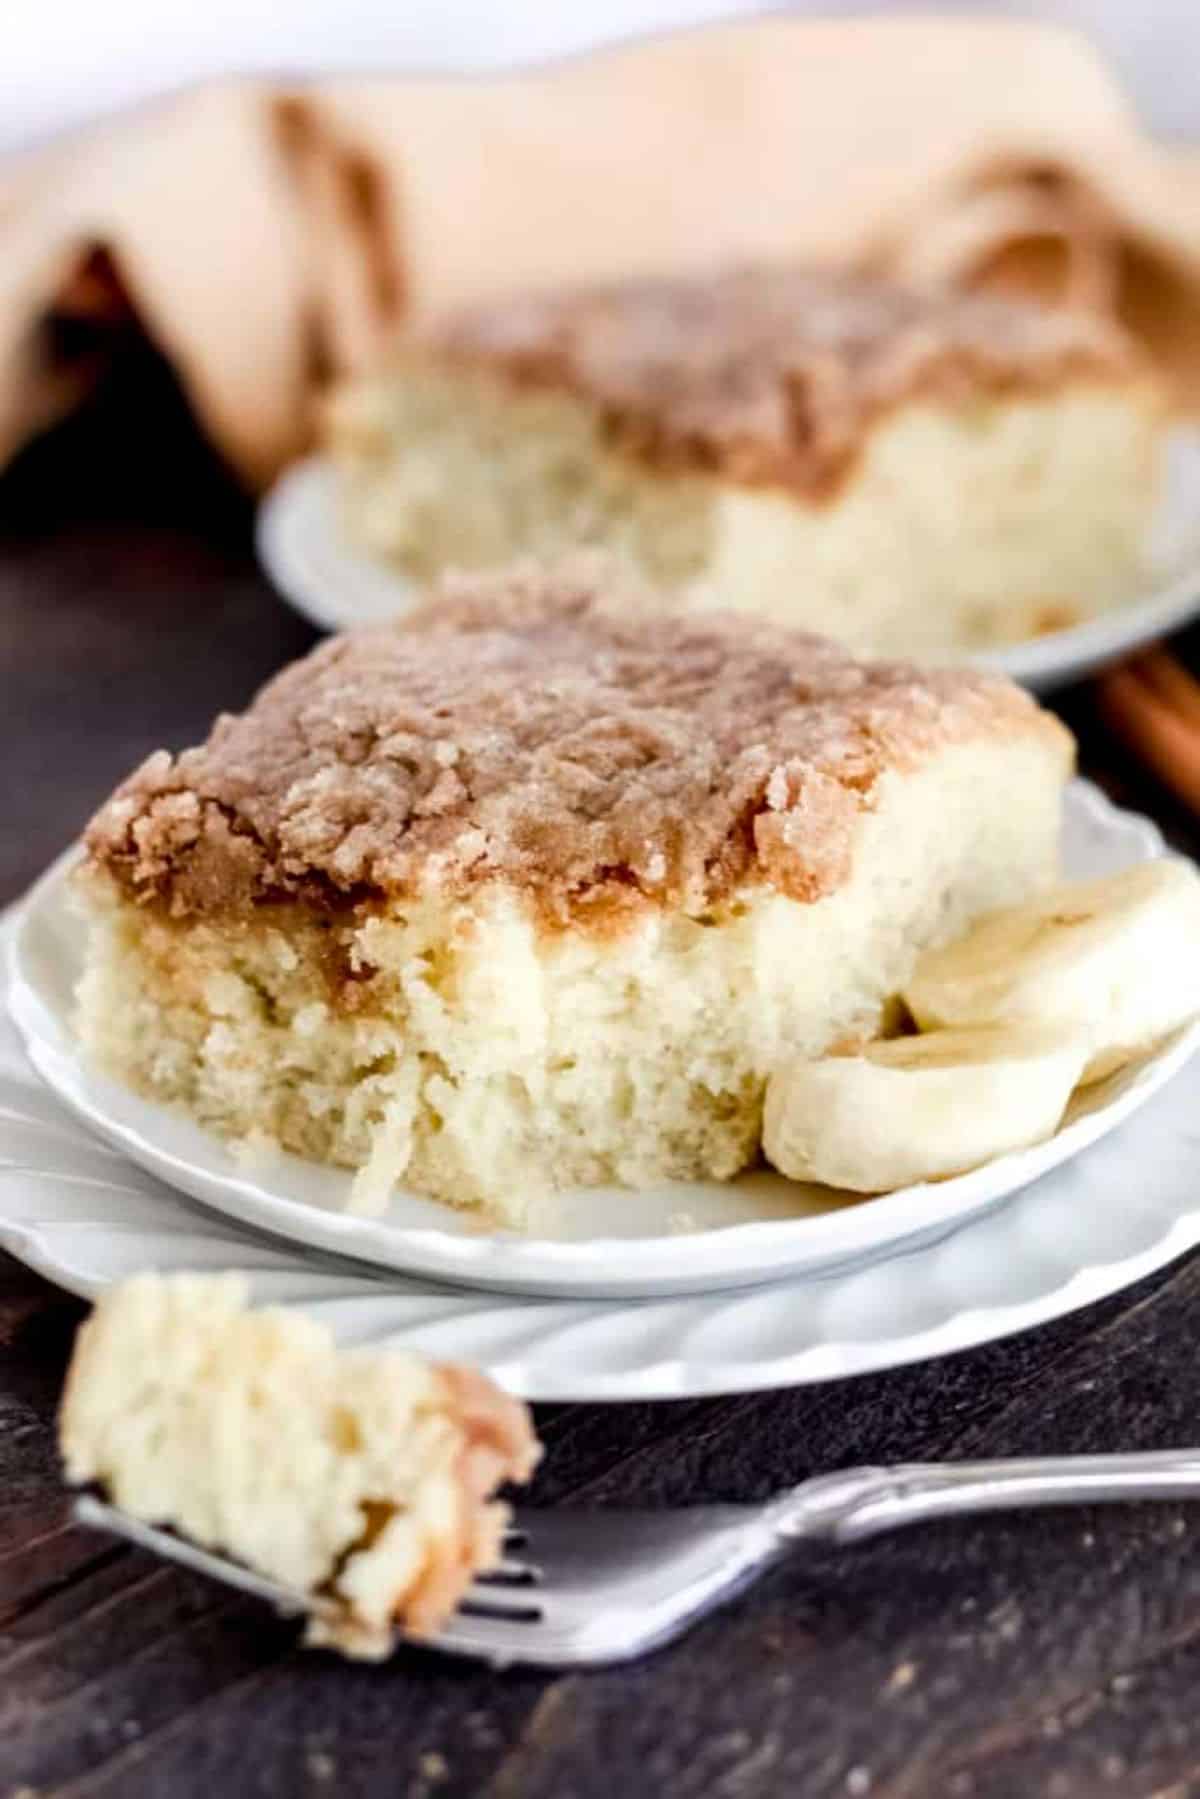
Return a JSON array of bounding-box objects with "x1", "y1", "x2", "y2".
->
[{"x1": 4, "y1": 15, "x2": 1200, "y2": 487}]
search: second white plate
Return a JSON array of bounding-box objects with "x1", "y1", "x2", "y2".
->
[
  {"x1": 4, "y1": 924, "x2": 1200, "y2": 1400},
  {"x1": 7, "y1": 783, "x2": 1198, "y2": 1299},
  {"x1": 257, "y1": 434, "x2": 1200, "y2": 695}
]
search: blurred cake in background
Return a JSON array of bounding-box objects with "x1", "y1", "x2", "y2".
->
[{"x1": 326, "y1": 266, "x2": 1162, "y2": 657}]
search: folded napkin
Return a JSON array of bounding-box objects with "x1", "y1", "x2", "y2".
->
[{"x1": 4, "y1": 16, "x2": 1200, "y2": 488}]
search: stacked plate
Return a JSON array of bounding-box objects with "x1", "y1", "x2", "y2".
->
[{"x1": 4, "y1": 781, "x2": 1200, "y2": 1400}]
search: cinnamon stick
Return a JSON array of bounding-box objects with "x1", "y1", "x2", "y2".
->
[{"x1": 1096, "y1": 653, "x2": 1200, "y2": 814}]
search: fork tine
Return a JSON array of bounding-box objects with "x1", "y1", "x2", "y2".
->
[
  {"x1": 470, "y1": 1557, "x2": 542, "y2": 1585},
  {"x1": 72, "y1": 1493, "x2": 772, "y2": 1669},
  {"x1": 71, "y1": 1494, "x2": 336, "y2": 1620},
  {"x1": 458, "y1": 1588, "x2": 543, "y2": 1618}
]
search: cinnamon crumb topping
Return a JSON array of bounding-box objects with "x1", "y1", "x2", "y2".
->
[
  {"x1": 429, "y1": 264, "x2": 1146, "y2": 497},
  {"x1": 85, "y1": 565, "x2": 1070, "y2": 927}
]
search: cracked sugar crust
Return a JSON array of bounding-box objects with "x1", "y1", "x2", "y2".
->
[
  {"x1": 85, "y1": 565, "x2": 1071, "y2": 928},
  {"x1": 428, "y1": 264, "x2": 1149, "y2": 498}
]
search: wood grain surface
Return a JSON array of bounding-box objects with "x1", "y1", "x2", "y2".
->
[{"x1": 4, "y1": 356, "x2": 1200, "y2": 1799}]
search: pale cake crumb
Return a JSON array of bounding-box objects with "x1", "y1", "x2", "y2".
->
[
  {"x1": 667, "y1": 1212, "x2": 700, "y2": 1235},
  {"x1": 230, "y1": 1127, "x2": 280, "y2": 1173}
]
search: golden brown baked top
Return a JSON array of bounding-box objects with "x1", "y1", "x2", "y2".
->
[
  {"x1": 428, "y1": 264, "x2": 1147, "y2": 497},
  {"x1": 85, "y1": 566, "x2": 1071, "y2": 927}
]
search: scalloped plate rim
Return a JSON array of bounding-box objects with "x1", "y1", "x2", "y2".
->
[
  {"x1": 5, "y1": 901, "x2": 1200, "y2": 1397},
  {"x1": 5, "y1": 1079, "x2": 1200, "y2": 1399},
  {"x1": 7, "y1": 782, "x2": 1199, "y2": 1300}
]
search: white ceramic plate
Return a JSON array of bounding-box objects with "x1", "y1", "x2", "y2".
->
[
  {"x1": 256, "y1": 434, "x2": 1200, "y2": 695},
  {"x1": 7, "y1": 784, "x2": 1199, "y2": 1300},
  {"x1": 4, "y1": 934, "x2": 1200, "y2": 1400}
]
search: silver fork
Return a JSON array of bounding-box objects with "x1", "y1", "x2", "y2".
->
[{"x1": 75, "y1": 1448, "x2": 1200, "y2": 1668}]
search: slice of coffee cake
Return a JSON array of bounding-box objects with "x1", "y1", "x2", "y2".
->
[
  {"x1": 76, "y1": 566, "x2": 1073, "y2": 1223},
  {"x1": 328, "y1": 265, "x2": 1160, "y2": 655}
]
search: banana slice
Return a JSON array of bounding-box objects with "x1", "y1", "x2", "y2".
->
[
  {"x1": 763, "y1": 1024, "x2": 1088, "y2": 1193},
  {"x1": 904, "y1": 860, "x2": 1200, "y2": 1083}
]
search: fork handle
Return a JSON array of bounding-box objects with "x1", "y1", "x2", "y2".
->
[{"x1": 770, "y1": 1451, "x2": 1200, "y2": 1545}]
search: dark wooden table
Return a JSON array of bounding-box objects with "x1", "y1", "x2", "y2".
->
[{"x1": 5, "y1": 366, "x2": 1200, "y2": 1799}]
